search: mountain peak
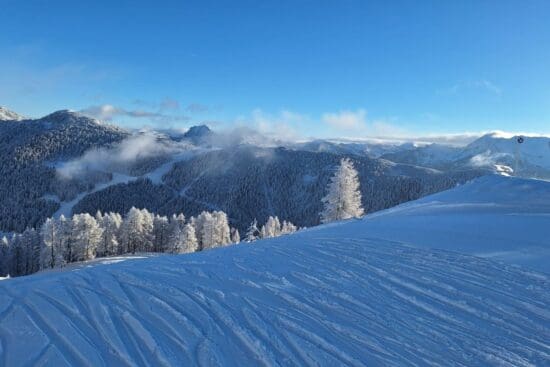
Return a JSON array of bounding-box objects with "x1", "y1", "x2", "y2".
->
[
  {"x1": 40, "y1": 109, "x2": 100, "y2": 125},
  {"x1": 0, "y1": 106, "x2": 25, "y2": 121},
  {"x1": 183, "y1": 124, "x2": 213, "y2": 144}
]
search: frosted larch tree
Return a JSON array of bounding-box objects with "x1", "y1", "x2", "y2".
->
[
  {"x1": 230, "y1": 228, "x2": 240, "y2": 244},
  {"x1": 182, "y1": 223, "x2": 198, "y2": 253},
  {"x1": 40, "y1": 217, "x2": 63, "y2": 269},
  {"x1": 261, "y1": 216, "x2": 281, "y2": 238},
  {"x1": 320, "y1": 158, "x2": 364, "y2": 223}
]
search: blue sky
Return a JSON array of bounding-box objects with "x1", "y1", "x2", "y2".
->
[{"x1": 1, "y1": 0, "x2": 549, "y2": 138}]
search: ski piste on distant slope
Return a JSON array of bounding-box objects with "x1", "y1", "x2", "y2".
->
[{"x1": 0, "y1": 174, "x2": 548, "y2": 366}]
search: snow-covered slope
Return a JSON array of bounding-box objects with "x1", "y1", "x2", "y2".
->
[
  {"x1": 360, "y1": 174, "x2": 550, "y2": 272},
  {"x1": 1, "y1": 176, "x2": 549, "y2": 366},
  {"x1": 0, "y1": 106, "x2": 25, "y2": 121},
  {"x1": 382, "y1": 132, "x2": 550, "y2": 179}
]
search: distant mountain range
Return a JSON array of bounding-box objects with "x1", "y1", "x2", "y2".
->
[
  {"x1": 381, "y1": 132, "x2": 550, "y2": 179},
  {"x1": 1, "y1": 106, "x2": 547, "y2": 233}
]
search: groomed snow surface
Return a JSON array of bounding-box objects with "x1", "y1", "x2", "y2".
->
[{"x1": 0, "y1": 175, "x2": 549, "y2": 366}]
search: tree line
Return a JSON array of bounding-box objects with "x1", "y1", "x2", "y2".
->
[{"x1": 0, "y1": 207, "x2": 298, "y2": 278}]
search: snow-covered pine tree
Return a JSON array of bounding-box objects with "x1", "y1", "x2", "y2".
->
[
  {"x1": 230, "y1": 228, "x2": 240, "y2": 244},
  {"x1": 168, "y1": 225, "x2": 184, "y2": 254},
  {"x1": 260, "y1": 216, "x2": 282, "y2": 238},
  {"x1": 199, "y1": 212, "x2": 216, "y2": 250},
  {"x1": 120, "y1": 207, "x2": 153, "y2": 254},
  {"x1": 59, "y1": 214, "x2": 75, "y2": 264},
  {"x1": 281, "y1": 220, "x2": 297, "y2": 235},
  {"x1": 167, "y1": 213, "x2": 186, "y2": 252},
  {"x1": 212, "y1": 211, "x2": 231, "y2": 247},
  {"x1": 320, "y1": 158, "x2": 364, "y2": 223},
  {"x1": 245, "y1": 219, "x2": 259, "y2": 242},
  {"x1": 182, "y1": 223, "x2": 198, "y2": 253},
  {"x1": 0, "y1": 236, "x2": 9, "y2": 276},
  {"x1": 72, "y1": 213, "x2": 103, "y2": 262},
  {"x1": 153, "y1": 215, "x2": 170, "y2": 252},
  {"x1": 21, "y1": 228, "x2": 41, "y2": 275},
  {"x1": 97, "y1": 212, "x2": 122, "y2": 257},
  {"x1": 138, "y1": 209, "x2": 154, "y2": 252},
  {"x1": 40, "y1": 217, "x2": 63, "y2": 269},
  {"x1": 8, "y1": 234, "x2": 26, "y2": 277}
]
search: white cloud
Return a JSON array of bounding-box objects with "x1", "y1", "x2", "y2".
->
[
  {"x1": 80, "y1": 104, "x2": 189, "y2": 123},
  {"x1": 322, "y1": 109, "x2": 367, "y2": 130},
  {"x1": 57, "y1": 133, "x2": 184, "y2": 179},
  {"x1": 442, "y1": 79, "x2": 502, "y2": 95},
  {"x1": 235, "y1": 109, "x2": 308, "y2": 141}
]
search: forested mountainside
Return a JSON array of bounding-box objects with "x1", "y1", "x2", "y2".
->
[
  {"x1": 0, "y1": 110, "x2": 127, "y2": 232},
  {"x1": 0, "y1": 108, "x2": 486, "y2": 234},
  {"x1": 73, "y1": 146, "x2": 484, "y2": 232}
]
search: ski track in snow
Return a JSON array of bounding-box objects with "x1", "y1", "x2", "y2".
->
[
  {"x1": 0, "y1": 230, "x2": 548, "y2": 366},
  {"x1": 52, "y1": 149, "x2": 209, "y2": 218}
]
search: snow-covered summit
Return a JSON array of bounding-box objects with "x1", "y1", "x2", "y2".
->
[
  {"x1": 0, "y1": 106, "x2": 25, "y2": 121},
  {"x1": 40, "y1": 109, "x2": 100, "y2": 125}
]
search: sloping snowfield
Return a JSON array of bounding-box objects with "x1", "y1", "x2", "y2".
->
[
  {"x1": 360, "y1": 175, "x2": 550, "y2": 272},
  {"x1": 0, "y1": 175, "x2": 549, "y2": 366}
]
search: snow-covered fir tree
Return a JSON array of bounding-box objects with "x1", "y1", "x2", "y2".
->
[
  {"x1": 40, "y1": 217, "x2": 63, "y2": 269},
  {"x1": 167, "y1": 213, "x2": 186, "y2": 251},
  {"x1": 0, "y1": 236, "x2": 9, "y2": 276},
  {"x1": 60, "y1": 215, "x2": 76, "y2": 264},
  {"x1": 320, "y1": 158, "x2": 364, "y2": 223},
  {"x1": 21, "y1": 228, "x2": 42, "y2": 275},
  {"x1": 260, "y1": 216, "x2": 282, "y2": 238},
  {"x1": 120, "y1": 207, "x2": 153, "y2": 254},
  {"x1": 245, "y1": 219, "x2": 260, "y2": 242},
  {"x1": 3, "y1": 206, "x2": 301, "y2": 278},
  {"x1": 97, "y1": 212, "x2": 122, "y2": 257},
  {"x1": 8, "y1": 234, "x2": 26, "y2": 277},
  {"x1": 72, "y1": 213, "x2": 103, "y2": 261},
  {"x1": 182, "y1": 223, "x2": 198, "y2": 253},
  {"x1": 152, "y1": 215, "x2": 170, "y2": 253},
  {"x1": 230, "y1": 228, "x2": 240, "y2": 244},
  {"x1": 212, "y1": 211, "x2": 231, "y2": 246},
  {"x1": 281, "y1": 220, "x2": 298, "y2": 235},
  {"x1": 197, "y1": 211, "x2": 231, "y2": 250}
]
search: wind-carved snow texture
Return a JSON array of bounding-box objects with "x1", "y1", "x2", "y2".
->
[{"x1": 0, "y1": 221, "x2": 548, "y2": 365}]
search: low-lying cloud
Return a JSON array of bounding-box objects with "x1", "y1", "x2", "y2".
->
[
  {"x1": 469, "y1": 151, "x2": 511, "y2": 168},
  {"x1": 57, "y1": 133, "x2": 185, "y2": 179}
]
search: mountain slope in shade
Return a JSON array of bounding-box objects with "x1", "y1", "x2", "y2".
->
[
  {"x1": 0, "y1": 109, "x2": 128, "y2": 232},
  {"x1": 0, "y1": 175, "x2": 548, "y2": 366}
]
